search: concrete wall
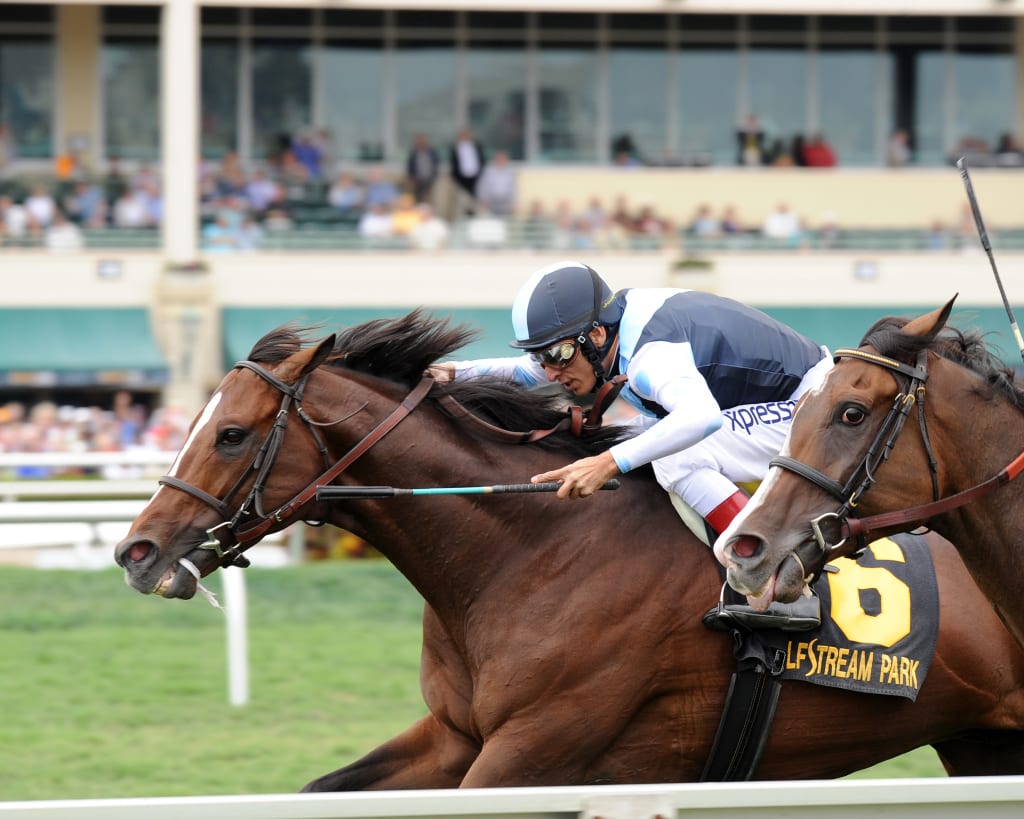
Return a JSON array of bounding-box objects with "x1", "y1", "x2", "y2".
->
[{"x1": 515, "y1": 167, "x2": 1024, "y2": 231}]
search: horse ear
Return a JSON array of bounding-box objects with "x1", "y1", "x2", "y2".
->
[
  {"x1": 277, "y1": 334, "x2": 337, "y2": 382},
  {"x1": 903, "y1": 294, "x2": 958, "y2": 339}
]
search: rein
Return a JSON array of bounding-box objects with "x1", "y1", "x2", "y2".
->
[
  {"x1": 770, "y1": 345, "x2": 1024, "y2": 570},
  {"x1": 157, "y1": 362, "x2": 627, "y2": 572},
  {"x1": 159, "y1": 365, "x2": 435, "y2": 569}
]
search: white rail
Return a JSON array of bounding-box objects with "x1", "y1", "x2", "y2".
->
[{"x1": 1, "y1": 777, "x2": 1023, "y2": 818}]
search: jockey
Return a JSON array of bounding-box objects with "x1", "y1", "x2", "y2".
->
[{"x1": 434, "y1": 260, "x2": 831, "y2": 630}]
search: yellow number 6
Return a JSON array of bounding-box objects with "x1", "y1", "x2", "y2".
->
[{"x1": 828, "y1": 538, "x2": 911, "y2": 648}]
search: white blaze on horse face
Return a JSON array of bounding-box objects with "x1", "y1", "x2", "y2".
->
[{"x1": 150, "y1": 392, "x2": 223, "y2": 500}]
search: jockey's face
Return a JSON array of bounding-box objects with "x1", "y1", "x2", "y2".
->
[{"x1": 538, "y1": 326, "x2": 607, "y2": 395}]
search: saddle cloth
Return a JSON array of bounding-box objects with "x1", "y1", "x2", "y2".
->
[{"x1": 735, "y1": 531, "x2": 938, "y2": 702}]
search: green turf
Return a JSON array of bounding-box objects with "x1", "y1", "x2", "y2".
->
[{"x1": 0, "y1": 562, "x2": 943, "y2": 801}]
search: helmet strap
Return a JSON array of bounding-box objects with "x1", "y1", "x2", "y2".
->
[{"x1": 578, "y1": 324, "x2": 618, "y2": 392}]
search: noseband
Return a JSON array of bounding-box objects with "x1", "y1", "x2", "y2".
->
[
  {"x1": 769, "y1": 347, "x2": 939, "y2": 566},
  {"x1": 158, "y1": 362, "x2": 434, "y2": 570}
]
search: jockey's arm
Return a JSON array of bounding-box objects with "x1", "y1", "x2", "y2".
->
[
  {"x1": 430, "y1": 356, "x2": 546, "y2": 387},
  {"x1": 608, "y1": 340, "x2": 723, "y2": 474}
]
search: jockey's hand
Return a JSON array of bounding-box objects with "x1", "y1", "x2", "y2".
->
[
  {"x1": 428, "y1": 364, "x2": 455, "y2": 383},
  {"x1": 531, "y1": 452, "x2": 620, "y2": 499}
]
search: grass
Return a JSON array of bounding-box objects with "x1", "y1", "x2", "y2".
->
[{"x1": 0, "y1": 562, "x2": 943, "y2": 802}]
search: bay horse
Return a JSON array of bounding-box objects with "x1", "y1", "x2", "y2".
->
[
  {"x1": 115, "y1": 310, "x2": 1024, "y2": 789},
  {"x1": 718, "y1": 296, "x2": 1024, "y2": 654}
]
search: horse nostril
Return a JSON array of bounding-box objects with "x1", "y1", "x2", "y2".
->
[
  {"x1": 731, "y1": 535, "x2": 762, "y2": 560},
  {"x1": 116, "y1": 537, "x2": 156, "y2": 566},
  {"x1": 128, "y1": 543, "x2": 152, "y2": 562}
]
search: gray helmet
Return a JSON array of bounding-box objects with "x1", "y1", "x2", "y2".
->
[{"x1": 509, "y1": 261, "x2": 620, "y2": 350}]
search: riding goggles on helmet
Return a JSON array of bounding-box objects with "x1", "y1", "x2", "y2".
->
[{"x1": 529, "y1": 339, "x2": 581, "y2": 369}]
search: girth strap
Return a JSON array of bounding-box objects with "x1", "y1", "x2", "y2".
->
[{"x1": 700, "y1": 658, "x2": 782, "y2": 781}]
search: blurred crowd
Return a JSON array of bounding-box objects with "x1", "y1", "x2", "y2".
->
[
  {"x1": 0, "y1": 392, "x2": 191, "y2": 477},
  {"x1": 3, "y1": 119, "x2": 1023, "y2": 253}
]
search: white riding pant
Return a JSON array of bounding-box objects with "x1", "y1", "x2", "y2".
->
[{"x1": 653, "y1": 352, "x2": 833, "y2": 520}]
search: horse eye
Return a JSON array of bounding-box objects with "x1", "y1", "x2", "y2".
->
[
  {"x1": 840, "y1": 406, "x2": 866, "y2": 426},
  {"x1": 217, "y1": 428, "x2": 247, "y2": 447}
]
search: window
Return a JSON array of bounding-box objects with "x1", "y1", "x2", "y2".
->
[
  {"x1": 103, "y1": 38, "x2": 159, "y2": 160},
  {"x1": 0, "y1": 36, "x2": 53, "y2": 159},
  {"x1": 200, "y1": 39, "x2": 239, "y2": 159}
]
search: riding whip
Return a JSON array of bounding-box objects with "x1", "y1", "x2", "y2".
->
[
  {"x1": 956, "y1": 156, "x2": 1024, "y2": 363},
  {"x1": 316, "y1": 479, "x2": 621, "y2": 500}
]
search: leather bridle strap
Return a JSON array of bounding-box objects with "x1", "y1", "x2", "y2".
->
[
  {"x1": 228, "y1": 372, "x2": 436, "y2": 552},
  {"x1": 844, "y1": 447, "x2": 1024, "y2": 540},
  {"x1": 435, "y1": 374, "x2": 628, "y2": 444}
]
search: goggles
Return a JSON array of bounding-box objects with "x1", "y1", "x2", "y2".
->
[{"x1": 529, "y1": 338, "x2": 581, "y2": 369}]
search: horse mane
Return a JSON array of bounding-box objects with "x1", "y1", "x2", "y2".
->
[
  {"x1": 247, "y1": 310, "x2": 630, "y2": 456},
  {"x1": 861, "y1": 314, "x2": 1024, "y2": 411}
]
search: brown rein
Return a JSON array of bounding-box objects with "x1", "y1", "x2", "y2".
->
[{"x1": 160, "y1": 364, "x2": 626, "y2": 570}]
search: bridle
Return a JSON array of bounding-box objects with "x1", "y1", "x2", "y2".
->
[
  {"x1": 154, "y1": 359, "x2": 627, "y2": 572},
  {"x1": 769, "y1": 347, "x2": 937, "y2": 567},
  {"x1": 770, "y1": 345, "x2": 1024, "y2": 574},
  {"x1": 159, "y1": 361, "x2": 435, "y2": 570}
]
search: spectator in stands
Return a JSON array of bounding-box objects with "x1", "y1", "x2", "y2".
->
[
  {"x1": 237, "y1": 216, "x2": 264, "y2": 251},
  {"x1": 390, "y1": 193, "x2": 423, "y2": 238},
  {"x1": 737, "y1": 113, "x2": 767, "y2": 166},
  {"x1": 994, "y1": 132, "x2": 1024, "y2": 167},
  {"x1": 112, "y1": 188, "x2": 152, "y2": 229},
  {"x1": 0, "y1": 194, "x2": 28, "y2": 240},
  {"x1": 474, "y1": 149, "x2": 517, "y2": 217},
  {"x1": 103, "y1": 156, "x2": 130, "y2": 214},
  {"x1": 592, "y1": 212, "x2": 630, "y2": 251},
  {"x1": 63, "y1": 180, "x2": 106, "y2": 228},
  {"x1": 926, "y1": 219, "x2": 951, "y2": 251},
  {"x1": 363, "y1": 165, "x2": 400, "y2": 211},
  {"x1": 214, "y1": 151, "x2": 248, "y2": 198},
  {"x1": 767, "y1": 139, "x2": 795, "y2": 167},
  {"x1": 409, "y1": 203, "x2": 449, "y2": 251},
  {"x1": 803, "y1": 133, "x2": 837, "y2": 167},
  {"x1": 405, "y1": 132, "x2": 441, "y2": 205},
  {"x1": 358, "y1": 202, "x2": 395, "y2": 241},
  {"x1": 262, "y1": 205, "x2": 294, "y2": 233},
  {"x1": 45, "y1": 209, "x2": 84, "y2": 252},
  {"x1": 24, "y1": 184, "x2": 57, "y2": 230},
  {"x1": 522, "y1": 199, "x2": 556, "y2": 250},
  {"x1": 790, "y1": 135, "x2": 808, "y2": 167},
  {"x1": 761, "y1": 202, "x2": 801, "y2": 241},
  {"x1": 450, "y1": 127, "x2": 486, "y2": 214},
  {"x1": 689, "y1": 204, "x2": 721, "y2": 237},
  {"x1": 245, "y1": 168, "x2": 281, "y2": 217},
  {"x1": 327, "y1": 171, "x2": 365, "y2": 220},
  {"x1": 201, "y1": 210, "x2": 240, "y2": 252},
  {"x1": 465, "y1": 204, "x2": 508, "y2": 249},
  {"x1": 720, "y1": 204, "x2": 743, "y2": 235},
  {"x1": 886, "y1": 129, "x2": 912, "y2": 167},
  {"x1": 292, "y1": 130, "x2": 324, "y2": 181}
]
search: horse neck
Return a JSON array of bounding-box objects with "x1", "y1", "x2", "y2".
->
[
  {"x1": 922, "y1": 359, "x2": 1024, "y2": 639},
  {"x1": 309, "y1": 370, "x2": 559, "y2": 624}
]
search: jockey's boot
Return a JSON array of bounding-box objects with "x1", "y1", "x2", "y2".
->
[{"x1": 703, "y1": 490, "x2": 821, "y2": 633}]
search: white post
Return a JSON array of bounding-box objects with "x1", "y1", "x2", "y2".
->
[
  {"x1": 221, "y1": 567, "x2": 250, "y2": 707},
  {"x1": 161, "y1": 0, "x2": 200, "y2": 263}
]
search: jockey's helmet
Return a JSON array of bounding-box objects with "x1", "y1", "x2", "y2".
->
[{"x1": 509, "y1": 260, "x2": 621, "y2": 350}]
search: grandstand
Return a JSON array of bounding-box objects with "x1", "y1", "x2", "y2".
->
[{"x1": 1, "y1": 1, "x2": 1023, "y2": 415}]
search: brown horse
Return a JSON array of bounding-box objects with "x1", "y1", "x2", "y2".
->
[
  {"x1": 718, "y1": 297, "x2": 1024, "y2": 653},
  {"x1": 115, "y1": 310, "x2": 1024, "y2": 789}
]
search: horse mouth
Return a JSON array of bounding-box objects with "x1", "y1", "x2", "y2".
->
[
  {"x1": 725, "y1": 536, "x2": 819, "y2": 607},
  {"x1": 149, "y1": 559, "x2": 201, "y2": 600}
]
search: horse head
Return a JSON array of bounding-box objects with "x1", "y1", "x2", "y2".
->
[
  {"x1": 715, "y1": 297, "x2": 964, "y2": 607},
  {"x1": 115, "y1": 330, "x2": 340, "y2": 599}
]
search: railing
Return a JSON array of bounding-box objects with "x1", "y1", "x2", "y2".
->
[{"x1": 1, "y1": 776, "x2": 1023, "y2": 818}]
